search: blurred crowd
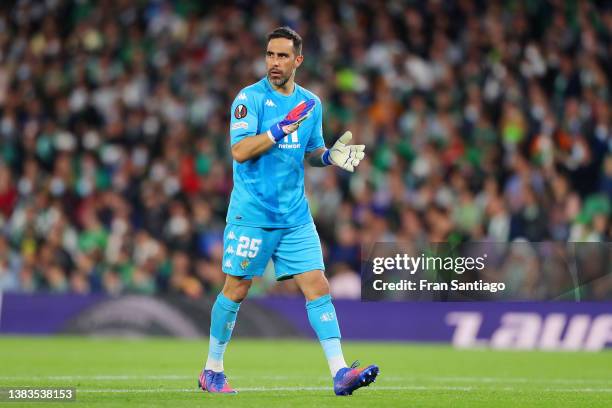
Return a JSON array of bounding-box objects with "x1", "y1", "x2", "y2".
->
[{"x1": 0, "y1": 0, "x2": 610, "y2": 298}]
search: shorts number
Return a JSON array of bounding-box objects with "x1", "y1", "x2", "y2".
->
[{"x1": 236, "y1": 236, "x2": 261, "y2": 258}]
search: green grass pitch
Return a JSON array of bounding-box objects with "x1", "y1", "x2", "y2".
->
[{"x1": 1, "y1": 336, "x2": 611, "y2": 407}]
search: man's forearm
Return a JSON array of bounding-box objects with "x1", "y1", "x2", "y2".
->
[
  {"x1": 307, "y1": 147, "x2": 329, "y2": 167},
  {"x1": 231, "y1": 133, "x2": 275, "y2": 163}
]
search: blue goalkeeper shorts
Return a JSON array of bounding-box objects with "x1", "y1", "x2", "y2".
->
[{"x1": 221, "y1": 222, "x2": 324, "y2": 280}]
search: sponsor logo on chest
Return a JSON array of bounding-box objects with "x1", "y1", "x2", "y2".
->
[{"x1": 278, "y1": 131, "x2": 301, "y2": 149}]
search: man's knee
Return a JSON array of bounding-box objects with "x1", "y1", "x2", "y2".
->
[
  {"x1": 311, "y1": 275, "x2": 330, "y2": 299},
  {"x1": 222, "y1": 275, "x2": 252, "y2": 302},
  {"x1": 295, "y1": 270, "x2": 330, "y2": 301}
]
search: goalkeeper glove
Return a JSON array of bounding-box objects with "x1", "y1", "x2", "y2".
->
[
  {"x1": 267, "y1": 99, "x2": 316, "y2": 142},
  {"x1": 322, "y1": 131, "x2": 365, "y2": 172}
]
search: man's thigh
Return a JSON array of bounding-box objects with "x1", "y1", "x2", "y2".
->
[
  {"x1": 272, "y1": 222, "x2": 325, "y2": 281},
  {"x1": 222, "y1": 224, "x2": 280, "y2": 279}
]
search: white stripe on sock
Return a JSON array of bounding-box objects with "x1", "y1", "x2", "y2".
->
[
  {"x1": 204, "y1": 358, "x2": 224, "y2": 372},
  {"x1": 329, "y1": 355, "x2": 347, "y2": 377}
]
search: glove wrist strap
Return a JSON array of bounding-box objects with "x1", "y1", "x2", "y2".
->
[
  {"x1": 266, "y1": 130, "x2": 277, "y2": 143},
  {"x1": 269, "y1": 123, "x2": 286, "y2": 142},
  {"x1": 322, "y1": 149, "x2": 332, "y2": 166}
]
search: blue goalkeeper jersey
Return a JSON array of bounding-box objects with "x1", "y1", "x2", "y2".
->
[{"x1": 227, "y1": 77, "x2": 325, "y2": 228}]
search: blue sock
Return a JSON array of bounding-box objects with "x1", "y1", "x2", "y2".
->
[
  {"x1": 306, "y1": 294, "x2": 346, "y2": 376},
  {"x1": 205, "y1": 293, "x2": 241, "y2": 372}
]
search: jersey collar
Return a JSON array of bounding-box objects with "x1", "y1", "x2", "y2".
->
[{"x1": 264, "y1": 76, "x2": 298, "y2": 98}]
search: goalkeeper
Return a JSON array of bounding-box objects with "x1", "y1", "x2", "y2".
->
[{"x1": 198, "y1": 26, "x2": 378, "y2": 396}]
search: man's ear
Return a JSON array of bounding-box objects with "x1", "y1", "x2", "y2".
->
[{"x1": 295, "y1": 54, "x2": 304, "y2": 68}]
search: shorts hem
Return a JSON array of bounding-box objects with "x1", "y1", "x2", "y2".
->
[
  {"x1": 225, "y1": 220, "x2": 314, "y2": 229},
  {"x1": 223, "y1": 269, "x2": 256, "y2": 280},
  {"x1": 275, "y1": 265, "x2": 325, "y2": 281}
]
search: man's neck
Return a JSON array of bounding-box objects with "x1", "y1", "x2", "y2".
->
[{"x1": 270, "y1": 77, "x2": 295, "y2": 96}]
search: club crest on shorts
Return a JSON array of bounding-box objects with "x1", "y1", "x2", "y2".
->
[
  {"x1": 240, "y1": 259, "x2": 250, "y2": 270},
  {"x1": 234, "y1": 104, "x2": 247, "y2": 119}
]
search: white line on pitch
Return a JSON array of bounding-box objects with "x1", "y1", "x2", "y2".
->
[
  {"x1": 417, "y1": 376, "x2": 612, "y2": 385},
  {"x1": 74, "y1": 386, "x2": 612, "y2": 393},
  {"x1": 0, "y1": 375, "x2": 192, "y2": 380},
  {"x1": 0, "y1": 374, "x2": 610, "y2": 386},
  {"x1": 77, "y1": 386, "x2": 474, "y2": 393}
]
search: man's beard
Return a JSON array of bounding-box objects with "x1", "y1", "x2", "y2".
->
[{"x1": 268, "y1": 71, "x2": 290, "y2": 87}]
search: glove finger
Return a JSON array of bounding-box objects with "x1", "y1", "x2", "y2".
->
[
  {"x1": 293, "y1": 109, "x2": 313, "y2": 126},
  {"x1": 350, "y1": 144, "x2": 365, "y2": 152},
  {"x1": 285, "y1": 99, "x2": 316, "y2": 122},
  {"x1": 337, "y1": 131, "x2": 352, "y2": 145},
  {"x1": 351, "y1": 158, "x2": 361, "y2": 167},
  {"x1": 303, "y1": 98, "x2": 316, "y2": 111},
  {"x1": 352, "y1": 151, "x2": 365, "y2": 160},
  {"x1": 343, "y1": 163, "x2": 355, "y2": 172},
  {"x1": 281, "y1": 123, "x2": 299, "y2": 134}
]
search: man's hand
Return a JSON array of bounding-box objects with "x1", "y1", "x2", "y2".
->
[
  {"x1": 268, "y1": 99, "x2": 315, "y2": 142},
  {"x1": 322, "y1": 131, "x2": 365, "y2": 172}
]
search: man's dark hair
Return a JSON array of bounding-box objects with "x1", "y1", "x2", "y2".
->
[{"x1": 267, "y1": 26, "x2": 302, "y2": 56}]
